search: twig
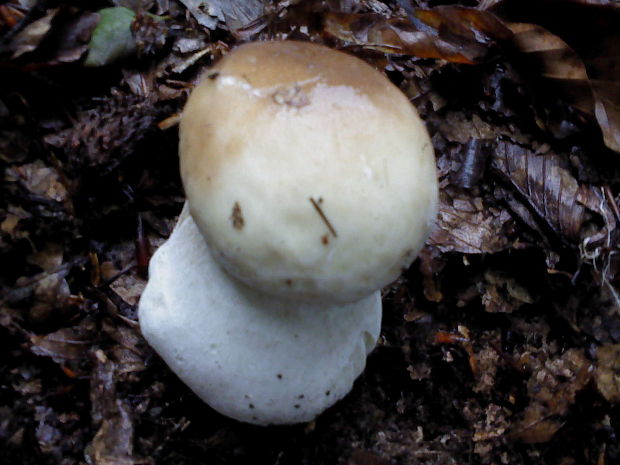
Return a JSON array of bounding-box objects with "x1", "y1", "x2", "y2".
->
[{"x1": 309, "y1": 197, "x2": 337, "y2": 238}]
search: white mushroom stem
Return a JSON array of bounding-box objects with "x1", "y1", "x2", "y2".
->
[{"x1": 139, "y1": 207, "x2": 382, "y2": 425}]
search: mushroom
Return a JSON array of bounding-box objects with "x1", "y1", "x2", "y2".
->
[
  {"x1": 139, "y1": 40, "x2": 438, "y2": 425},
  {"x1": 140, "y1": 205, "x2": 381, "y2": 425}
]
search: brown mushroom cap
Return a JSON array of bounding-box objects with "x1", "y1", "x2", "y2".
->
[{"x1": 180, "y1": 40, "x2": 438, "y2": 303}]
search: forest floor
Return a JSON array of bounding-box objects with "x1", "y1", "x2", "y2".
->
[{"x1": 1, "y1": 1, "x2": 620, "y2": 464}]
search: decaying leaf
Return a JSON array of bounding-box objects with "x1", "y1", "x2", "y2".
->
[
  {"x1": 507, "y1": 22, "x2": 592, "y2": 113},
  {"x1": 10, "y1": 7, "x2": 58, "y2": 58},
  {"x1": 7, "y1": 6, "x2": 104, "y2": 65},
  {"x1": 30, "y1": 318, "x2": 97, "y2": 363},
  {"x1": 489, "y1": 0, "x2": 620, "y2": 152},
  {"x1": 178, "y1": 0, "x2": 265, "y2": 33},
  {"x1": 512, "y1": 348, "x2": 593, "y2": 443},
  {"x1": 480, "y1": 269, "x2": 535, "y2": 313},
  {"x1": 595, "y1": 344, "x2": 620, "y2": 402},
  {"x1": 86, "y1": 350, "x2": 139, "y2": 465},
  {"x1": 177, "y1": 0, "x2": 218, "y2": 29},
  {"x1": 507, "y1": 20, "x2": 620, "y2": 152},
  {"x1": 325, "y1": 6, "x2": 512, "y2": 64},
  {"x1": 5, "y1": 160, "x2": 69, "y2": 204},
  {"x1": 50, "y1": 10, "x2": 101, "y2": 64},
  {"x1": 109, "y1": 274, "x2": 146, "y2": 307},
  {"x1": 429, "y1": 185, "x2": 514, "y2": 254},
  {"x1": 216, "y1": 0, "x2": 266, "y2": 34},
  {"x1": 491, "y1": 140, "x2": 618, "y2": 262},
  {"x1": 102, "y1": 319, "x2": 146, "y2": 378},
  {"x1": 1, "y1": 1, "x2": 619, "y2": 464},
  {"x1": 5, "y1": 242, "x2": 80, "y2": 325},
  {"x1": 473, "y1": 343, "x2": 502, "y2": 394},
  {"x1": 491, "y1": 141, "x2": 587, "y2": 243},
  {"x1": 472, "y1": 403, "x2": 510, "y2": 450}
]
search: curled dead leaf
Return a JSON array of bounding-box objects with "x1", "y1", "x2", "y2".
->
[
  {"x1": 324, "y1": 6, "x2": 512, "y2": 64},
  {"x1": 490, "y1": 0, "x2": 620, "y2": 152},
  {"x1": 491, "y1": 141, "x2": 586, "y2": 242}
]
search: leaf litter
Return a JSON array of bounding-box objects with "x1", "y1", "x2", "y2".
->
[{"x1": 1, "y1": 0, "x2": 620, "y2": 464}]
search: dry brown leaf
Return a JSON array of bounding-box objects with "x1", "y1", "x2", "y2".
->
[
  {"x1": 10, "y1": 8, "x2": 59, "y2": 58},
  {"x1": 411, "y1": 6, "x2": 512, "y2": 43},
  {"x1": 5, "y1": 160, "x2": 69, "y2": 204},
  {"x1": 102, "y1": 319, "x2": 146, "y2": 378},
  {"x1": 178, "y1": 0, "x2": 265, "y2": 33},
  {"x1": 324, "y1": 6, "x2": 512, "y2": 64},
  {"x1": 592, "y1": 80, "x2": 620, "y2": 153},
  {"x1": 30, "y1": 318, "x2": 97, "y2": 363},
  {"x1": 49, "y1": 9, "x2": 100, "y2": 64},
  {"x1": 109, "y1": 273, "x2": 146, "y2": 306},
  {"x1": 492, "y1": 141, "x2": 617, "y2": 256},
  {"x1": 491, "y1": 142, "x2": 587, "y2": 242},
  {"x1": 428, "y1": 185, "x2": 514, "y2": 254},
  {"x1": 8, "y1": 7, "x2": 99, "y2": 65},
  {"x1": 507, "y1": 22, "x2": 594, "y2": 115},
  {"x1": 12, "y1": 264, "x2": 73, "y2": 325},
  {"x1": 86, "y1": 350, "x2": 139, "y2": 465},
  {"x1": 490, "y1": 0, "x2": 620, "y2": 152}
]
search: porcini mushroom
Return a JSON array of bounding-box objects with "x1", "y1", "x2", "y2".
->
[
  {"x1": 139, "y1": 40, "x2": 438, "y2": 425},
  {"x1": 140, "y1": 205, "x2": 381, "y2": 425}
]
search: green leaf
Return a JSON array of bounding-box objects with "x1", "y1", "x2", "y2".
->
[{"x1": 85, "y1": 7, "x2": 136, "y2": 67}]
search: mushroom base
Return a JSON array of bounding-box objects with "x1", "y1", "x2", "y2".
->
[{"x1": 138, "y1": 208, "x2": 382, "y2": 425}]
